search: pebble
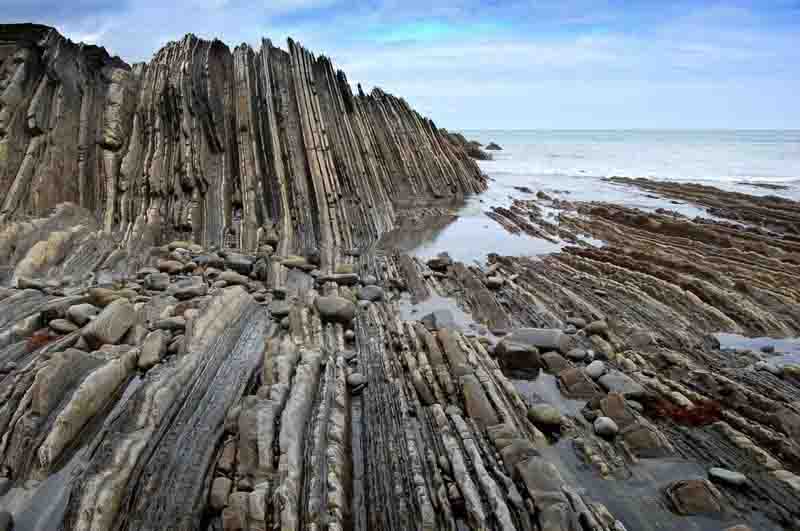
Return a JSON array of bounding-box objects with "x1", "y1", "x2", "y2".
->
[
  {"x1": 594, "y1": 416, "x2": 619, "y2": 438},
  {"x1": 709, "y1": 467, "x2": 748, "y2": 487}
]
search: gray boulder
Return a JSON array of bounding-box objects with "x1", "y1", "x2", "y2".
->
[
  {"x1": 219, "y1": 270, "x2": 250, "y2": 286},
  {"x1": 171, "y1": 280, "x2": 208, "y2": 300},
  {"x1": 314, "y1": 296, "x2": 356, "y2": 323},
  {"x1": 153, "y1": 316, "x2": 187, "y2": 332},
  {"x1": 585, "y1": 360, "x2": 606, "y2": 380},
  {"x1": 357, "y1": 285, "x2": 384, "y2": 302},
  {"x1": 528, "y1": 404, "x2": 563, "y2": 427},
  {"x1": 144, "y1": 272, "x2": 170, "y2": 291},
  {"x1": 268, "y1": 300, "x2": 291, "y2": 318},
  {"x1": 495, "y1": 339, "x2": 541, "y2": 375},
  {"x1": 50, "y1": 318, "x2": 79, "y2": 334},
  {"x1": 139, "y1": 330, "x2": 169, "y2": 369},
  {"x1": 224, "y1": 253, "x2": 254, "y2": 275},
  {"x1": 598, "y1": 370, "x2": 646, "y2": 399},
  {"x1": 594, "y1": 416, "x2": 619, "y2": 438},
  {"x1": 501, "y1": 328, "x2": 573, "y2": 354},
  {"x1": 82, "y1": 299, "x2": 136, "y2": 349}
]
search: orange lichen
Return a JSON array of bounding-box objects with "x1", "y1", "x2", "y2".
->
[{"x1": 26, "y1": 329, "x2": 53, "y2": 353}]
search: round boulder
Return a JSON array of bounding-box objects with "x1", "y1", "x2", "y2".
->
[
  {"x1": 315, "y1": 296, "x2": 357, "y2": 324},
  {"x1": 594, "y1": 416, "x2": 619, "y2": 438}
]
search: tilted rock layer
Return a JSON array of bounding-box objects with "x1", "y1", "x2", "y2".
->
[{"x1": 0, "y1": 24, "x2": 485, "y2": 264}]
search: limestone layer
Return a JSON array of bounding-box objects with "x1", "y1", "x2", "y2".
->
[{"x1": 0, "y1": 23, "x2": 486, "y2": 262}]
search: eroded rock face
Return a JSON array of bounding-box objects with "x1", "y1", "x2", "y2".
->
[{"x1": 0, "y1": 23, "x2": 486, "y2": 278}]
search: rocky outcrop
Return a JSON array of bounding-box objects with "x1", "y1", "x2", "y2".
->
[{"x1": 0, "y1": 23, "x2": 486, "y2": 274}]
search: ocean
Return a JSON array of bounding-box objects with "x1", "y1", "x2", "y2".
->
[{"x1": 402, "y1": 129, "x2": 800, "y2": 263}]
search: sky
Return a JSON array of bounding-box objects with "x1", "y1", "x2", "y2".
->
[{"x1": 5, "y1": 0, "x2": 800, "y2": 129}]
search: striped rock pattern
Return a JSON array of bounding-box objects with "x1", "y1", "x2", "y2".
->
[{"x1": 0, "y1": 24, "x2": 486, "y2": 269}]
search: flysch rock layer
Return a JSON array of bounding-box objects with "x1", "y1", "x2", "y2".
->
[
  {"x1": 0, "y1": 23, "x2": 486, "y2": 280},
  {"x1": 2, "y1": 23, "x2": 797, "y2": 531}
]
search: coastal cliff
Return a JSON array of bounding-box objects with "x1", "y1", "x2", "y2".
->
[{"x1": 0, "y1": 24, "x2": 485, "y2": 263}]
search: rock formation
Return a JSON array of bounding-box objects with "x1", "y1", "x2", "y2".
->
[
  {"x1": 0, "y1": 24, "x2": 486, "y2": 268},
  {"x1": 1, "y1": 23, "x2": 798, "y2": 531}
]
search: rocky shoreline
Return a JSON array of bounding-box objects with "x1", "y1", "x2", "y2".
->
[{"x1": 1, "y1": 23, "x2": 799, "y2": 531}]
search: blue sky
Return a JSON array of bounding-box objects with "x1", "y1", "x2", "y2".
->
[{"x1": 5, "y1": 0, "x2": 800, "y2": 129}]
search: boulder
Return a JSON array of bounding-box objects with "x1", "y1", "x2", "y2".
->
[
  {"x1": 82, "y1": 299, "x2": 136, "y2": 349},
  {"x1": 357, "y1": 285, "x2": 384, "y2": 302},
  {"x1": 268, "y1": 300, "x2": 291, "y2": 318},
  {"x1": 494, "y1": 339, "x2": 541, "y2": 375},
  {"x1": 171, "y1": 281, "x2": 208, "y2": 300},
  {"x1": 210, "y1": 476, "x2": 232, "y2": 510},
  {"x1": 594, "y1": 416, "x2": 619, "y2": 438},
  {"x1": 598, "y1": 370, "x2": 646, "y2": 399},
  {"x1": 88, "y1": 287, "x2": 125, "y2": 307},
  {"x1": 138, "y1": 330, "x2": 169, "y2": 369},
  {"x1": 461, "y1": 374, "x2": 499, "y2": 426},
  {"x1": 153, "y1": 316, "x2": 187, "y2": 332},
  {"x1": 348, "y1": 372, "x2": 367, "y2": 395},
  {"x1": 194, "y1": 254, "x2": 225, "y2": 268},
  {"x1": 566, "y1": 348, "x2": 588, "y2": 361},
  {"x1": 157, "y1": 259, "x2": 184, "y2": 274},
  {"x1": 224, "y1": 253, "x2": 254, "y2": 275},
  {"x1": 219, "y1": 270, "x2": 249, "y2": 286},
  {"x1": 585, "y1": 360, "x2": 606, "y2": 380},
  {"x1": 502, "y1": 328, "x2": 573, "y2": 354},
  {"x1": 541, "y1": 352, "x2": 570, "y2": 373},
  {"x1": 314, "y1": 296, "x2": 356, "y2": 323},
  {"x1": 362, "y1": 275, "x2": 378, "y2": 286},
  {"x1": 144, "y1": 272, "x2": 170, "y2": 291},
  {"x1": 528, "y1": 404, "x2": 563, "y2": 427}
]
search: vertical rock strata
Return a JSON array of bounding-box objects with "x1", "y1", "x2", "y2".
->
[{"x1": 0, "y1": 25, "x2": 486, "y2": 263}]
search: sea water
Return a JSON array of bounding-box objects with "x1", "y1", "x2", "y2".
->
[{"x1": 405, "y1": 129, "x2": 800, "y2": 263}]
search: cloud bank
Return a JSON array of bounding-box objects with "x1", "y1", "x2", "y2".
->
[{"x1": 6, "y1": 0, "x2": 799, "y2": 128}]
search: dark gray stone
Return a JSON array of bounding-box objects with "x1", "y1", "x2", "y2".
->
[{"x1": 314, "y1": 296, "x2": 356, "y2": 323}]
